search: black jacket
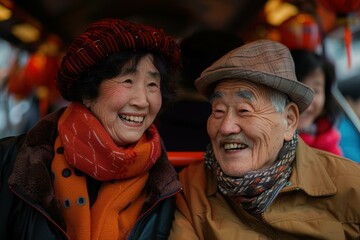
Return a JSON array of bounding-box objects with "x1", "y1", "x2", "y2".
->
[{"x1": 0, "y1": 108, "x2": 182, "y2": 240}]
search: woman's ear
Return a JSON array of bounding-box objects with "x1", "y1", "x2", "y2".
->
[{"x1": 284, "y1": 102, "x2": 299, "y2": 141}]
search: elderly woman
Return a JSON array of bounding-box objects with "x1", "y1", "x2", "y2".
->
[
  {"x1": 169, "y1": 40, "x2": 360, "y2": 240},
  {"x1": 0, "y1": 19, "x2": 181, "y2": 239}
]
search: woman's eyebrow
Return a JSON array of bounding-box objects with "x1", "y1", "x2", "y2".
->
[{"x1": 147, "y1": 70, "x2": 161, "y2": 79}]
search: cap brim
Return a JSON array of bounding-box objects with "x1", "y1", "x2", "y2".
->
[{"x1": 195, "y1": 68, "x2": 314, "y2": 113}]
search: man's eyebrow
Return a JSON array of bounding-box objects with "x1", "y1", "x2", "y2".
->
[
  {"x1": 210, "y1": 91, "x2": 224, "y2": 103},
  {"x1": 210, "y1": 91, "x2": 224, "y2": 99},
  {"x1": 236, "y1": 90, "x2": 254, "y2": 100},
  {"x1": 210, "y1": 89, "x2": 254, "y2": 102}
]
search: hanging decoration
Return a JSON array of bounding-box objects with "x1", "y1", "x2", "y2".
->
[
  {"x1": 7, "y1": 35, "x2": 62, "y2": 117},
  {"x1": 317, "y1": 0, "x2": 360, "y2": 15},
  {"x1": 278, "y1": 13, "x2": 321, "y2": 52},
  {"x1": 317, "y1": 0, "x2": 360, "y2": 68},
  {"x1": 7, "y1": 53, "x2": 31, "y2": 98}
]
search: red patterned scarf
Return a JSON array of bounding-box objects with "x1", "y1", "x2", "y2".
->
[
  {"x1": 58, "y1": 103, "x2": 161, "y2": 181},
  {"x1": 205, "y1": 132, "x2": 298, "y2": 215}
]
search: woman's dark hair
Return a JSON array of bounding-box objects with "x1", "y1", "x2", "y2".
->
[
  {"x1": 290, "y1": 49, "x2": 340, "y2": 126},
  {"x1": 73, "y1": 50, "x2": 177, "y2": 111},
  {"x1": 338, "y1": 76, "x2": 360, "y2": 101}
]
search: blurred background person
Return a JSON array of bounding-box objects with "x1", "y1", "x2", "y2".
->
[
  {"x1": 157, "y1": 29, "x2": 243, "y2": 151},
  {"x1": 337, "y1": 77, "x2": 360, "y2": 163},
  {"x1": 291, "y1": 49, "x2": 342, "y2": 155}
]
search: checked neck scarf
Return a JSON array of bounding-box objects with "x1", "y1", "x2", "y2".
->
[{"x1": 205, "y1": 132, "x2": 298, "y2": 215}]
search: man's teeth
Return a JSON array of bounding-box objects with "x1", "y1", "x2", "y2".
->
[
  {"x1": 224, "y1": 143, "x2": 247, "y2": 150},
  {"x1": 120, "y1": 115, "x2": 144, "y2": 123}
]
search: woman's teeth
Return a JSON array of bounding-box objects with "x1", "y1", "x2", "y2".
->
[{"x1": 120, "y1": 115, "x2": 144, "y2": 123}]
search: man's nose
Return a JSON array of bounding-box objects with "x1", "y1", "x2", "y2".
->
[{"x1": 219, "y1": 111, "x2": 241, "y2": 135}]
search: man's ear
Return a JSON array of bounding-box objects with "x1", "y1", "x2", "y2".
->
[{"x1": 284, "y1": 102, "x2": 299, "y2": 141}]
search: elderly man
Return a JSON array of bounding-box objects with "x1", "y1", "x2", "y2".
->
[{"x1": 169, "y1": 39, "x2": 360, "y2": 240}]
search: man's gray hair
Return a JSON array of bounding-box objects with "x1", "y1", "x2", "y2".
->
[{"x1": 269, "y1": 88, "x2": 290, "y2": 113}]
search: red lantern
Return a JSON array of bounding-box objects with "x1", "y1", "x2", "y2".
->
[
  {"x1": 278, "y1": 13, "x2": 321, "y2": 52},
  {"x1": 7, "y1": 57, "x2": 33, "y2": 98},
  {"x1": 317, "y1": 0, "x2": 360, "y2": 15},
  {"x1": 316, "y1": 3, "x2": 337, "y2": 33},
  {"x1": 22, "y1": 52, "x2": 59, "y2": 88}
]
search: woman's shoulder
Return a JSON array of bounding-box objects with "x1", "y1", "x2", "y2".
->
[
  {"x1": 0, "y1": 135, "x2": 25, "y2": 158},
  {"x1": 0, "y1": 134, "x2": 26, "y2": 178}
]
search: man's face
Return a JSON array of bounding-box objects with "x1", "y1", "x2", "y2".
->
[{"x1": 207, "y1": 79, "x2": 297, "y2": 177}]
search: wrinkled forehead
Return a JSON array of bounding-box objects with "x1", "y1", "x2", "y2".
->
[{"x1": 210, "y1": 79, "x2": 270, "y2": 102}]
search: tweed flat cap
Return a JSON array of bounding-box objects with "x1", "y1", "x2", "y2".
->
[
  {"x1": 56, "y1": 18, "x2": 181, "y2": 101},
  {"x1": 195, "y1": 39, "x2": 314, "y2": 113}
]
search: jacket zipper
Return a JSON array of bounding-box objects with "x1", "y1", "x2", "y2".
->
[
  {"x1": 127, "y1": 187, "x2": 182, "y2": 239},
  {"x1": 258, "y1": 181, "x2": 301, "y2": 240},
  {"x1": 9, "y1": 186, "x2": 70, "y2": 239},
  {"x1": 260, "y1": 180, "x2": 288, "y2": 213},
  {"x1": 258, "y1": 212, "x2": 282, "y2": 240}
]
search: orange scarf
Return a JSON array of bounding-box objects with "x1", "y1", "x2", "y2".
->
[
  {"x1": 57, "y1": 103, "x2": 161, "y2": 181},
  {"x1": 53, "y1": 103, "x2": 162, "y2": 239}
]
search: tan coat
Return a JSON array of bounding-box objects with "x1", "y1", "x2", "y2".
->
[{"x1": 169, "y1": 139, "x2": 360, "y2": 240}]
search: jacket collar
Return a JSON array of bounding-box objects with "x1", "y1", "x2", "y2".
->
[
  {"x1": 286, "y1": 138, "x2": 337, "y2": 196},
  {"x1": 9, "y1": 108, "x2": 66, "y2": 203},
  {"x1": 206, "y1": 138, "x2": 337, "y2": 197},
  {"x1": 8, "y1": 108, "x2": 67, "y2": 227}
]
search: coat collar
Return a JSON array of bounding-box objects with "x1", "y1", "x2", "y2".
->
[{"x1": 286, "y1": 138, "x2": 337, "y2": 196}]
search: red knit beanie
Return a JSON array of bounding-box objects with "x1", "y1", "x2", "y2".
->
[{"x1": 55, "y1": 18, "x2": 181, "y2": 101}]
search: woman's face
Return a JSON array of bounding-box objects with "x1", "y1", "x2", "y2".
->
[
  {"x1": 85, "y1": 54, "x2": 162, "y2": 146},
  {"x1": 298, "y1": 67, "x2": 325, "y2": 131},
  {"x1": 207, "y1": 79, "x2": 297, "y2": 177}
]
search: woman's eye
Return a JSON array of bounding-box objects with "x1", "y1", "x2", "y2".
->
[
  {"x1": 314, "y1": 88, "x2": 323, "y2": 95},
  {"x1": 239, "y1": 109, "x2": 249, "y2": 113},
  {"x1": 148, "y1": 81, "x2": 160, "y2": 91},
  {"x1": 121, "y1": 79, "x2": 133, "y2": 87},
  {"x1": 212, "y1": 109, "x2": 225, "y2": 118}
]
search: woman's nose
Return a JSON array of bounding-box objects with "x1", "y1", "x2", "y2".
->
[{"x1": 130, "y1": 85, "x2": 149, "y2": 108}]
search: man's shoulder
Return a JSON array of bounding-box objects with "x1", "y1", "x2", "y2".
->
[
  {"x1": 178, "y1": 160, "x2": 206, "y2": 179},
  {"x1": 298, "y1": 139, "x2": 360, "y2": 173}
]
